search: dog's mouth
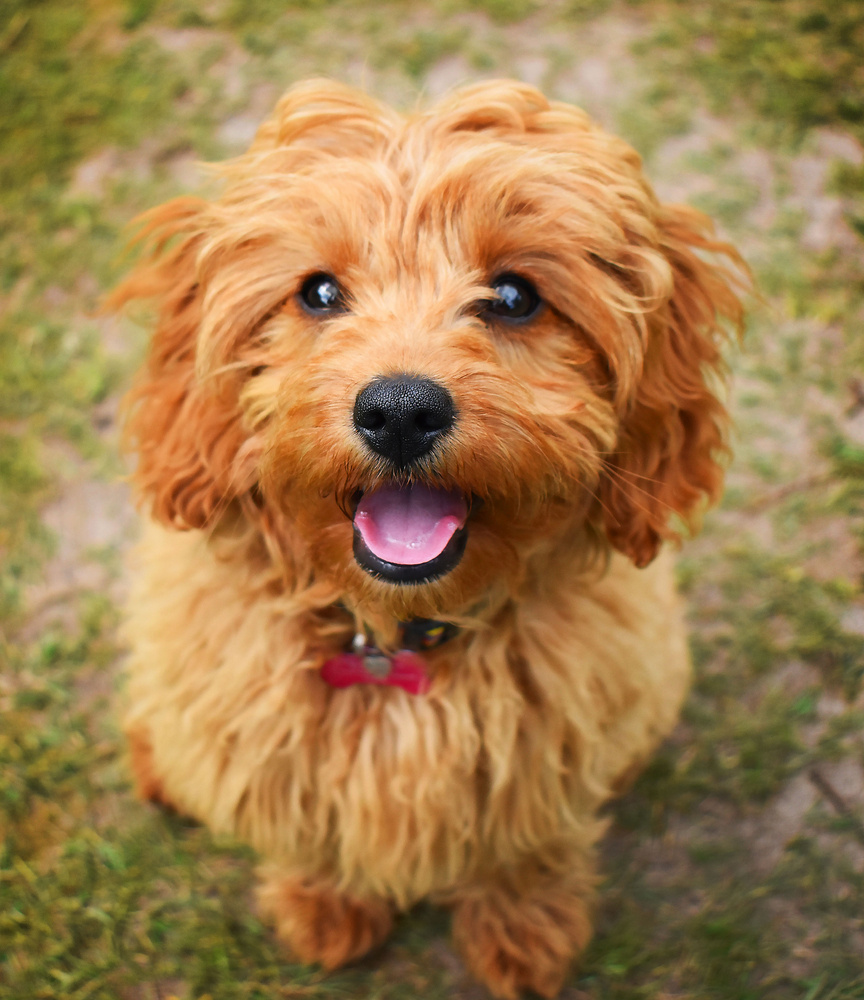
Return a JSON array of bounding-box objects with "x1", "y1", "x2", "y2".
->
[{"x1": 351, "y1": 483, "x2": 469, "y2": 584}]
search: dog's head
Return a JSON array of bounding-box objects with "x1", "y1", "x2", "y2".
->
[{"x1": 113, "y1": 80, "x2": 743, "y2": 619}]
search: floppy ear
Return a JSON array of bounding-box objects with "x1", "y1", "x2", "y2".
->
[
  {"x1": 108, "y1": 198, "x2": 251, "y2": 530},
  {"x1": 599, "y1": 204, "x2": 745, "y2": 568},
  {"x1": 110, "y1": 83, "x2": 398, "y2": 532}
]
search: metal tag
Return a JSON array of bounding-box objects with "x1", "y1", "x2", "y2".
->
[{"x1": 362, "y1": 654, "x2": 392, "y2": 679}]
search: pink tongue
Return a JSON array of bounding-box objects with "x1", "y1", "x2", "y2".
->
[{"x1": 354, "y1": 484, "x2": 468, "y2": 566}]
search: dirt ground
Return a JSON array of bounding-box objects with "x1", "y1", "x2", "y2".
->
[{"x1": 2, "y1": 2, "x2": 863, "y2": 998}]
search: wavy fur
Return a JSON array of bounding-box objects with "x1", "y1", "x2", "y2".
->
[{"x1": 113, "y1": 80, "x2": 744, "y2": 998}]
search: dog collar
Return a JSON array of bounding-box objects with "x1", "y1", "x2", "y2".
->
[{"x1": 320, "y1": 618, "x2": 459, "y2": 695}]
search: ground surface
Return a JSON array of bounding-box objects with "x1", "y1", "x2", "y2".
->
[{"x1": 2, "y1": 1, "x2": 864, "y2": 998}]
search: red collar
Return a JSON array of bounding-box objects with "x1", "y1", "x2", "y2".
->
[
  {"x1": 320, "y1": 648, "x2": 431, "y2": 695},
  {"x1": 320, "y1": 618, "x2": 458, "y2": 696}
]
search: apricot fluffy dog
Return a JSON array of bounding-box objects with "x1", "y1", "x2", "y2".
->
[{"x1": 113, "y1": 80, "x2": 743, "y2": 998}]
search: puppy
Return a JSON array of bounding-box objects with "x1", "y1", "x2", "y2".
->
[{"x1": 112, "y1": 80, "x2": 743, "y2": 998}]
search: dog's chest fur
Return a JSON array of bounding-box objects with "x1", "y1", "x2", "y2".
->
[{"x1": 125, "y1": 522, "x2": 689, "y2": 905}]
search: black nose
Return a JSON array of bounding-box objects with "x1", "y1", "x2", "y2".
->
[{"x1": 353, "y1": 375, "x2": 455, "y2": 468}]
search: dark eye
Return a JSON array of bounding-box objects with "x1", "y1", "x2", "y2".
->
[
  {"x1": 299, "y1": 273, "x2": 346, "y2": 314},
  {"x1": 483, "y1": 274, "x2": 541, "y2": 323}
]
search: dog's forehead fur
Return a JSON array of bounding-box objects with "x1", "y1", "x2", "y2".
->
[{"x1": 202, "y1": 80, "x2": 672, "y2": 401}]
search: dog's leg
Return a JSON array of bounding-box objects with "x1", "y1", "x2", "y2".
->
[
  {"x1": 450, "y1": 864, "x2": 594, "y2": 1000},
  {"x1": 257, "y1": 868, "x2": 394, "y2": 969}
]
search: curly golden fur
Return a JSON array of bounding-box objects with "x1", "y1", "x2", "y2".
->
[{"x1": 112, "y1": 80, "x2": 744, "y2": 998}]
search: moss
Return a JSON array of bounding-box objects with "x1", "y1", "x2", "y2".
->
[
  {"x1": 457, "y1": 0, "x2": 537, "y2": 23},
  {"x1": 0, "y1": 3, "x2": 188, "y2": 198},
  {"x1": 616, "y1": 78, "x2": 695, "y2": 159},
  {"x1": 700, "y1": 549, "x2": 864, "y2": 697},
  {"x1": 646, "y1": 0, "x2": 864, "y2": 147},
  {"x1": 377, "y1": 27, "x2": 464, "y2": 79},
  {"x1": 0, "y1": 433, "x2": 52, "y2": 622}
]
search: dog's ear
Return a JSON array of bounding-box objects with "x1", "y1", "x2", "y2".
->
[
  {"x1": 598, "y1": 204, "x2": 745, "y2": 568},
  {"x1": 109, "y1": 83, "x2": 396, "y2": 531},
  {"x1": 108, "y1": 198, "x2": 251, "y2": 529}
]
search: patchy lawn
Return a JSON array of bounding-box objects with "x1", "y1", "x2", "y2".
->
[{"x1": 1, "y1": 1, "x2": 863, "y2": 997}]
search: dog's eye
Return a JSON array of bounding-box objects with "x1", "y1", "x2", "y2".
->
[
  {"x1": 483, "y1": 274, "x2": 541, "y2": 323},
  {"x1": 299, "y1": 273, "x2": 346, "y2": 314}
]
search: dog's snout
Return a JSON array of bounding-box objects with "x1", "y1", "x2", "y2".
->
[{"x1": 353, "y1": 375, "x2": 455, "y2": 468}]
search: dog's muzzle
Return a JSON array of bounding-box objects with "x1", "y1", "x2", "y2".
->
[{"x1": 350, "y1": 375, "x2": 467, "y2": 584}]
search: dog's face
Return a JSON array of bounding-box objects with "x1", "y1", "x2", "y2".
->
[{"x1": 115, "y1": 81, "x2": 743, "y2": 620}]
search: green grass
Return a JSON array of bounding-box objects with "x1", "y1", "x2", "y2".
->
[
  {"x1": 641, "y1": 0, "x2": 864, "y2": 147},
  {"x1": 1, "y1": 1, "x2": 864, "y2": 997}
]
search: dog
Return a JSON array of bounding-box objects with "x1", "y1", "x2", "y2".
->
[{"x1": 111, "y1": 79, "x2": 743, "y2": 998}]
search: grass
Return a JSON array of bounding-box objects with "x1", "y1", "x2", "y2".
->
[
  {"x1": 641, "y1": 0, "x2": 864, "y2": 147},
  {"x1": 1, "y1": 0, "x2": 864, "y2": 997}
]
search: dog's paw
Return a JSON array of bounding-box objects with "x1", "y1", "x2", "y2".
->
[
  {"x1": 126, "y1": 725, "x2": 178, "y2": 810},
  {"x1": 257, "y1": 870, "x2": 393, "y2": 969},
  {"x1": 452, "y1": 881, "x2": 593, "y2": 999}
]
